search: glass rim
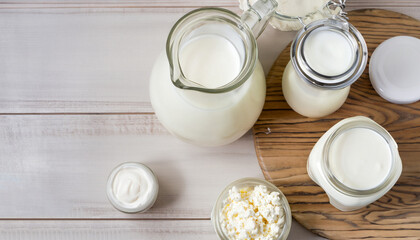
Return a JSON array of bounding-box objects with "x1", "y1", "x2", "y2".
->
[
  {"x1": 211, "y1": 177, "x2": 292, "y2": 240},
  {"x1": 166, "y1": 7, "x2": 257, "y2": 94},
  {"x1": 290, "y1": 17, "x2": 368, "y2": 89},
  {"x1": 321, "y1": 119, "x2": 399, "y2": 197}
]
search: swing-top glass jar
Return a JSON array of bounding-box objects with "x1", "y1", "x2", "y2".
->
[{"x1": 281, "y1": 1, "x2": 368, "y2": 118}]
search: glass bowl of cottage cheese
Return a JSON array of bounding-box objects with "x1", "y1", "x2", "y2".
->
[{"x1": 211, "y1": 178, "x2": 292, "y2": 240}]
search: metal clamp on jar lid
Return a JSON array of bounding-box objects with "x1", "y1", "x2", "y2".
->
[{"x1": 291, "y1": 16, "x2": 368, "y2": 89}]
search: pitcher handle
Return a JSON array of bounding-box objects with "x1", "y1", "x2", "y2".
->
[{"x1": 241, "y1": 0, "x2": 278, "y2": 38}]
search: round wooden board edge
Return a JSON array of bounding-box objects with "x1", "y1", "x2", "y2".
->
[{"x1": 252, "y1": 8, "x2": 420, "y2": 239}]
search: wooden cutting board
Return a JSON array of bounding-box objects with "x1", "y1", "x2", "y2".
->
[{"x1": 252, "y1": 9, "x2": 420, "y2": 239}]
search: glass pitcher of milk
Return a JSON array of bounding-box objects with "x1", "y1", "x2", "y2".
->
[{"x1": 149, "y1": 0, "x2": 277, "y2": 146}]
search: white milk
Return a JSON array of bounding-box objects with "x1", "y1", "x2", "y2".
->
[
  {"x1": 329, "y1": 128, "x2": 392, "y2": 190},
  {"x1": 282, "y1": 61, "x2": 350, "y2": 118},
  {"x1": 303, "y1": 29, "x2": 354, "y2": 76},
  {"x1": 149, "y1": 35, "x2": 266, "y2": 146},
  {"x1": 179, "y1": 35, "x2": 241, "y2": 89},
  {"x1": 307, "y1": 116, "x2": 402, "y2": 211},
  {"x1": 282, "y1": 29, "x2": 354, "y2": 118}
]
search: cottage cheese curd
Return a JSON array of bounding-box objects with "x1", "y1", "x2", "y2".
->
[{"x1": 221, "y1": 185, "x2": 285, "y2": 240}]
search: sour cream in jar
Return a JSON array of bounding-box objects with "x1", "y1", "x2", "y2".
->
[{"x1": 107, "y1": 162, "x2": 159, "y2": 213}]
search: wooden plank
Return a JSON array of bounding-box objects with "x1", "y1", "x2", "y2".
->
[
  {"x1": 0, "y1": 219, "x2": 324, "y2": 240},
  {"x1": 0, "y1": 114, "x2": 263, "y2": 219},
  {"x1": 0, "y1": 1, "x2": 419, "y2": 21},
  {"x1": 0, "y1": 220, "x2": 216, "y2": 240},
  {"x1": 0, "y1": 4, "x2": 419, "y2": 114},
  {"x1": 0, "y1": 0, "x2": 419, "y2": 8},
  {"x1": 0, "y1": 0, "x2": 238, "y2": 7},
  {"x1": 346, "y1": 6, "x2": 420, "y2": 20},
  {"x1": 0, "y1": 0, "x2": 419, "y2": 16},
  {"x1": 0, "y1": 6, "x2": 290, "y2": 114},
  {"x1": 0, "y1": 8, "x2": 184, "y2": 113}
]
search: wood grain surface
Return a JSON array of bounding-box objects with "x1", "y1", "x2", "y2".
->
[
  {"x1": 0, "y1": 6, "x2": 292, "y2": 114},
  {"x1": 253, "y1": 9, "x2": 420, "y2": 240},
  {"x1": 0, "y1": 220, "x2": 215, "y2": 240},
  {"x1": 0, "y1": 114, "x2": 263, "y2": 219}
]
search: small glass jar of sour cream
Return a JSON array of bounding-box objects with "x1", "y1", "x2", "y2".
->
[
  {"x1": 307, "y1": 116, "x2": 402, "y2": 211},
  {"x1": 107, "y1": 162, "x2": 159, "y2": 213},
  {"x1": 282, "y1": 17, "x2": 368, "y2": 118}
]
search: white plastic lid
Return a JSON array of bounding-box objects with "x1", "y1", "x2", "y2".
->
[{"x1": 369, "y1": 36, "x2": 420, "y2": 104}]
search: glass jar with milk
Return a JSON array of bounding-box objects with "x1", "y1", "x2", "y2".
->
[
  {"x1": 282, "y1": 10, "x2": 368, "y2": 118},
  {"x1": 150, "y1": 0, "x2": 278, "y2": 146}
]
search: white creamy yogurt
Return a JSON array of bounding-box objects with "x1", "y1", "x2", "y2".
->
[
  {"x1": 307, "y1": 116, "x2": 402, "y2": 211},
  {"x1": 328, "y1": 128, "x2": 392, "y2": 190},
  {"x1": 107, "y1": 163, "x2": 159, "y2": 213}
]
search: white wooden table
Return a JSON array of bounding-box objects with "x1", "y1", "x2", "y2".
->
[{"x1": 0, "y1": 1, "x2": 418, "y2": 239}]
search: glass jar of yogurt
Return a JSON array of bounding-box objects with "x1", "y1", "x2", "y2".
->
[
  {"x1": 307, "y1": 116, "x2": 402, "y2": 211},
  {"x1": 282, "y1": 17, "x2": 368, "y2": 118}
]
